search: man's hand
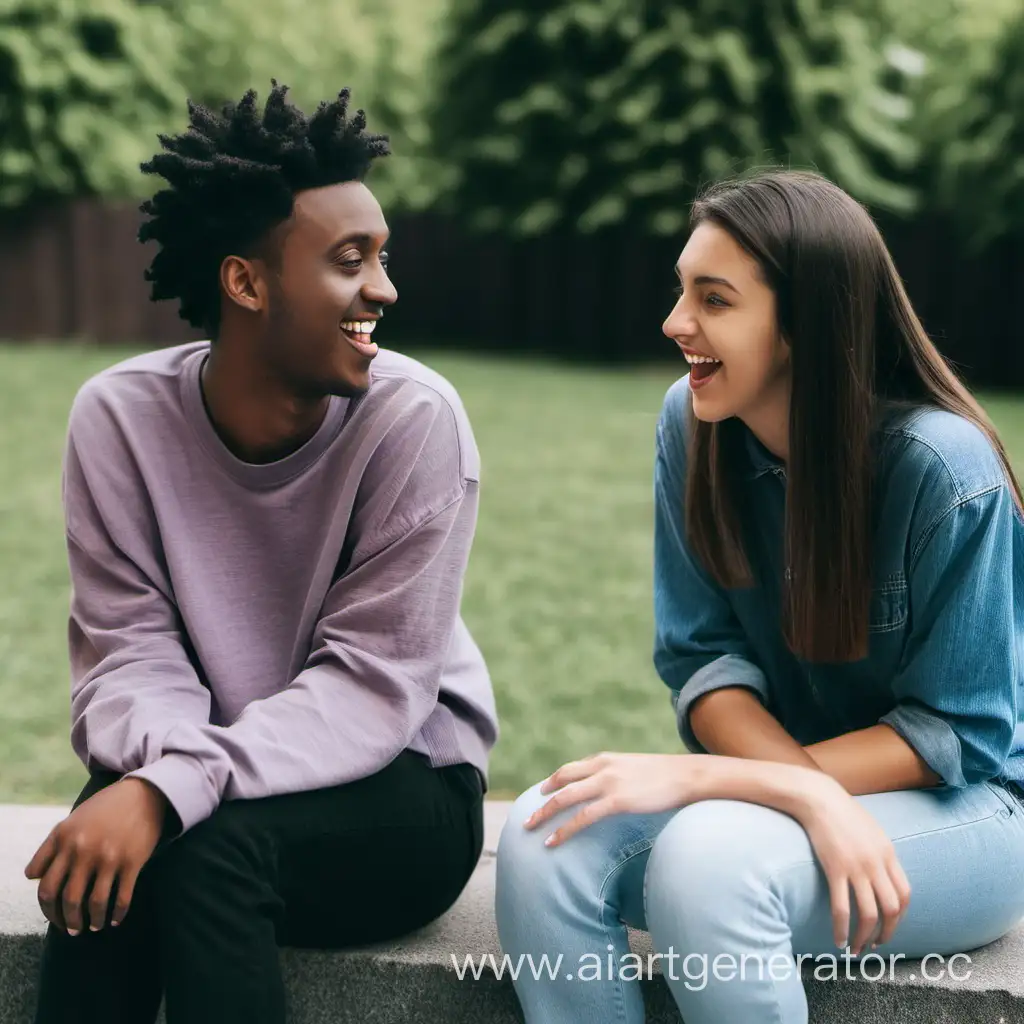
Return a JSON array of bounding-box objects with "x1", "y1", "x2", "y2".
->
[{"x1": 24, "y1": 777, "x2": 169, "y2": 935}]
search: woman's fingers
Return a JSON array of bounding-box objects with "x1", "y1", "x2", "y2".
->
[
  {"x1": 543, "y1": 796, "x2": 620, "y2": 847},
  {"x1": 849, "y1": 875, "x2": 880, "y2": 956},
  {"x1": 871, "y1": 870, "x2": 904, "y2": 948},
  {"x1": 526, "y1": 776, "x2": 604, "y2": 831},
  {"x1": 827, "y1": 873, "x2": 851, "y2": 949},
  {"x1": 888, "y1": 853, "x2": 912, "y2": 916},
  {"x1": 539, "y1": 754, "x2": 607, "y2": 795}
]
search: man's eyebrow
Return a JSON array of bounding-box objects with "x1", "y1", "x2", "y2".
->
[
  {"x1": 327, "y1": 231, "x2": 390, "y2": 253},
  {"x1": 674, "y1": 266, "x2": 740, "y2": 293}
]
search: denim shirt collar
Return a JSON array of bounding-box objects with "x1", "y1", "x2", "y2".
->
[
  {"x1": 742, "y1": 427, "x2": 785, "y2": 479},
  {"x1": 739, "y1": 401, "x2": 915, "y2": 480}
]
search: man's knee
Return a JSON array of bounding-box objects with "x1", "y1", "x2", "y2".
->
[{"x1": 153, "y1": 798, "x2": 274, "y2": 894}]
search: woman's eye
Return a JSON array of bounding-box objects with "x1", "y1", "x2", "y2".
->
[
  {"x1": 671, "y1": 284, "x2": 728, "y2": 308},
  {"x1": 340, "y1": 257, "x2": 362, "y2": 269}
]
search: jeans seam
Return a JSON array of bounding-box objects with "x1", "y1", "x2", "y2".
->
[
  {"x1": 597, "y1": 838, "x2": 655, "y2": 1024},
  {"x1": 984, "y1": 780, "x2": 1019, "y2": 816},
  {"x1": 761, "y1": 864, "x2": 798, "y2": 1024},
  {"x1": 888, "y1": 805, "x2": 1007, "y2": 844}
]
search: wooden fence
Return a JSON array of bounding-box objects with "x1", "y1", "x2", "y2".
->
[{"x1": 1, "y1": 200, "x2": 1022, "y2": 387}]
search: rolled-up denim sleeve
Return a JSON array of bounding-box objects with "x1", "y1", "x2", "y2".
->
[
  {"x1": 880, "y1": 484, "x2": 1019, "y2": 787},
  {"x1": 653, "y1": 387, "x2": 770, "y2": 753}
]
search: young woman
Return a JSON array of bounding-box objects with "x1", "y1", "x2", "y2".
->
[{"x1": 494, "y1": 169, "x2": 1024, "y2": 1024}]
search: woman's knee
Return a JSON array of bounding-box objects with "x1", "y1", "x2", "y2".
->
[
  {"x1": 497, "y1": 782, "x2": 564, "y2": 882},
  {"x1": 645, "y1": 799, "x2": 810, "y2": 919},
  {"x1": 497, "y1": 781, "x2": 621, "y2": 901},
  {"x1": 497, "y1": 780, "x2": 670, "y2": 927}
]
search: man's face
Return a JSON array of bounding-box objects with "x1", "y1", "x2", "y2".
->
[{"x1": 258, "y1": 181, "x2": 397, "y2": 398}]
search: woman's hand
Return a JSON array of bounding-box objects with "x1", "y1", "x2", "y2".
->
[
  {"x1": 796, "y1": 775, "x2": 912, "y2": 956},
  {"x1": 523, "y1": 752, "x2": 709, "y2": 847}
]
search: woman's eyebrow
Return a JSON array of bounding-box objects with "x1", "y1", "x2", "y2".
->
[{"x1": 674, "y1": 266, "x2": 741, "y2": 294}]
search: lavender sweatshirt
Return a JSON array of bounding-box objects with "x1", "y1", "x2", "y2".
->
[{"x1": 63, "y1": 341, "x2": 498, "y2": 833}]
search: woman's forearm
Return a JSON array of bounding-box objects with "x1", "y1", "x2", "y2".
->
[
  {"x1": 689, "y1": 688, "x2": 821, "y2": 769},
  {"x1": 805, "y1": 725, "x2": 941, "y2": 794},
  {"x1": 690, "y1": 754, "x2": 827, "y2": 821},
  {"x1": 690, "y1": 689, "x2": 941, "y2": 795}
]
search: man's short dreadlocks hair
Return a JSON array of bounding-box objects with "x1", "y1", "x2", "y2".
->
[{"x1": 138, "y1": 81, "x2": 390, "y2": 336}]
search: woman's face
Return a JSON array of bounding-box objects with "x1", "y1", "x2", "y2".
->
[{"x1": 662, "y1": 221, "x2": 791, "y2": 447}]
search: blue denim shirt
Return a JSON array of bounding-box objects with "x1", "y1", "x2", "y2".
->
[{"x1": 654, "y1": 375, "x2": 1024, "y2": 789}]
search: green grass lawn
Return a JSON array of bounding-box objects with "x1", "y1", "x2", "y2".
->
[{"x1": 2, "y1": 343, "x2": 1024, "y2": 806}]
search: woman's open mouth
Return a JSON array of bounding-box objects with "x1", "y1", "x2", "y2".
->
[
  {"x1": 340, "y1": 319, "x2": 379, "y2": 358},
  {"x1": 685, "y1": 353, "x2": 722, "y2": 390}
]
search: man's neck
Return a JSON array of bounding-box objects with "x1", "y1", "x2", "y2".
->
[{"x1": 200, "y1": 344, "x2": 330, "y2": 465}]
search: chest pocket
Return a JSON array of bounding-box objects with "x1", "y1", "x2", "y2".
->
[{"x1": 869, "y1": 571, "x2": 908, "y2": 633}]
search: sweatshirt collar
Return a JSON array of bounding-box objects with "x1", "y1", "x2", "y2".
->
[{"x1": 180, "y1": 344, "x2": 350, "y2": 490}]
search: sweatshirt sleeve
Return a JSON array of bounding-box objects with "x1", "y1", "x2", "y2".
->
[
  {"x1": 63, "y1": 399, "x2": 229, "y2": 834},
  {"x1": 134, "y1": 389, "x2": 480, "y2": 828},
  {"x1": 653, "y1": 382, "x2": 771, "y2": 752}
]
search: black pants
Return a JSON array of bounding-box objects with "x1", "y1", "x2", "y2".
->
[{"x1": 32, "y1": 751, "x2": 484, "y2": 1024}]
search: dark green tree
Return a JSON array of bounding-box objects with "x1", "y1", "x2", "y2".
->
[
  {"x1": 926, "y1": 9, "x2": 1024, "y2": 250},
  {"x1": 431, "y1": 0, "x2": 921, "y2": 236},
  {"x1": 0, "y1": 0, "x2": 181, "y2": 207}
]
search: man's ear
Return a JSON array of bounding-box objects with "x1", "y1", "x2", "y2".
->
[{"x1": 220, "y1": 255, "x2": 267, "y2": 314}]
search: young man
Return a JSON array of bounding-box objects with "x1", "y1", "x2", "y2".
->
[{"x1": 26, "y1": 82, "x2": 498, "y2": 1024}]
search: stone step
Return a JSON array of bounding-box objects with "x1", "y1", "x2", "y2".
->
[{"x1": 2, "y1": 802, "x2": 1022, "y2": 1023}]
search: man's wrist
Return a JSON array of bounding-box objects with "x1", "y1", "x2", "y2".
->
[{"x1": 122, "y1": 776, "x2": 168, "y2": 813}]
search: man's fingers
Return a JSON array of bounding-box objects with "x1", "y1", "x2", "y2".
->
[
  {"x1": 36, "y1": 849, "x2": 71, "y2": 930},
  {"x1": 61, "y1": 858, "x2": 93, "y2": 935},
  {"x1": 24, "y1": 829, "x2": 58, "y2": 880},
  {"x1": 112, "y1": 862, "x2": 142, "y2": 927},
  {"x1": 526, "y1": 777, "x2": 604, "y2": 830},
  {"x1": 87, "y1": 864, "x2": 118, "y2": 932}
]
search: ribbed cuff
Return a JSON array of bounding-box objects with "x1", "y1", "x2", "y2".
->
[
  {"x1": 673, "y1": 655, "x2": 771, "y2": 753},
  {"x1": 126, "y1": 751, "x2": 221, "y2": 835},
  {"x1": 879, "y1": 705, "x2": 967, "y2": 788}
]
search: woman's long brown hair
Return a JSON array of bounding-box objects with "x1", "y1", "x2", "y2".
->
[{"x1": 684, "y1": 170, "x2": 1023, "y2": 664}]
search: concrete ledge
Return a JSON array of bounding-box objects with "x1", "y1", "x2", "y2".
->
[{"x1": 3, "y1": 802, "x2": 1024, "y2": 1023}]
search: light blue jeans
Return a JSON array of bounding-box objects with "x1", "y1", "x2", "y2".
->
[{"x1": 494, "y1": 779, "x2": 1024, "y2": 1023}]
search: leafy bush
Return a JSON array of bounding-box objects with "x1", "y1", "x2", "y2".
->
[
  {"x1": 430, "y1": 0, "x2": 922, "y2": 236},
  {"x1": 0, "y1": 0, "x2": 181, "y2": 206},
  {"x1": 0, "y1": 0, "x2": 448, "y2": 211}
]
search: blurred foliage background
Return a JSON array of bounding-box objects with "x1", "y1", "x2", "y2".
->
[{"x1": 1, "y1": 0, "x2": 1022, "y2": 244}]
